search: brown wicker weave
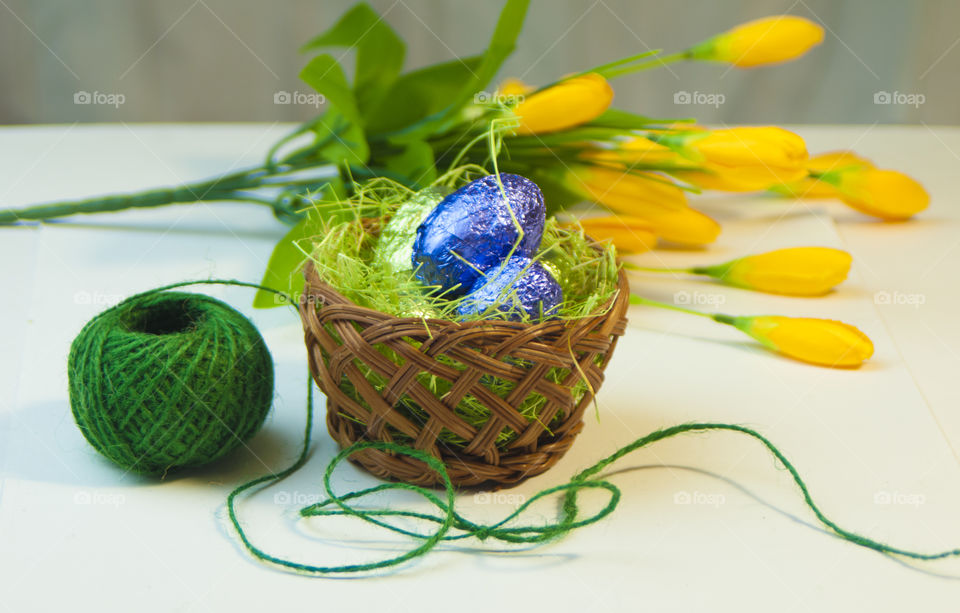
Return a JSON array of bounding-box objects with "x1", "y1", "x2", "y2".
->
[{"x1": 299, "y1": 259, "x2": 629, "y2": 489}]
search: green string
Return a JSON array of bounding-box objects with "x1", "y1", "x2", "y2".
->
[
  {"x1": 227, "y1": 389, "x2": 960, "y2": 576},
  {"x1": 125, "y1": 279, "x2": 960, "y2": 575}
]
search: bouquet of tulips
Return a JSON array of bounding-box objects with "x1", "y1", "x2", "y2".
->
[{"x1": 2, "y1": 0, "x2": 925, "y2": 368}]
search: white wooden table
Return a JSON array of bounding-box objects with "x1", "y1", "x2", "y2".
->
[{"x1": 2, "y1": 124, "x2": 959, "y2": 611}]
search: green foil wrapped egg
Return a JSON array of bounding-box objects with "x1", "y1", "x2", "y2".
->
[{"x1": 373, "y1": 187, "x2": 449, "y2": 275}]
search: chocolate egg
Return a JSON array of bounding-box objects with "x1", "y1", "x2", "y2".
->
[
  {"x1": 457, "y1": 255, "x2": 563, "y2": 321},
  {"x1": 412, "y1": 174, "x2": 545, "y2": 296}
]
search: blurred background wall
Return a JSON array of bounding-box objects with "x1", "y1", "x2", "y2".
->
[{"x1": 0, "y1": 0, "x2": 955, "y2": 125}]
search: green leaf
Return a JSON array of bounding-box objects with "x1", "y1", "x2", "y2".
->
[
  {"x1": 254, "y1": 213, "x2": 317, "y2": 309},
  {"x1": 254, "y1": 186, "x2": 355, "y2": 308},
  {"x1": 300, "y1": 55, "x2": 369, "y2": 164},
  {"x1": 300, "y1": 54, "x2": 361, "y2": 124},
  {"x1": 314, "y1": 109, "x2": 370, "y2": 166},
  {"x1": 451, "y1": 0, "x2": 530, "y2": 112},
  {"x1": 365, "y1": 55, "x2": 483, "y2": 135},
  {"x1": 383, "y1": 140, "x2": 437, "y2": 187},
  {"x1": 301, "y1": 3, "x2": 405, "y2": 116},
  {"x1": 391, "y1": 0, "x2": 531, "y2": 142},
  {"x1": 587, "y1": 109, "x2": 694, "y2": 130}
]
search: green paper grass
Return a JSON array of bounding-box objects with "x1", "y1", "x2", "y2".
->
[{"x1": 301, "y1": 168, "x2": 619, "y2": 323}]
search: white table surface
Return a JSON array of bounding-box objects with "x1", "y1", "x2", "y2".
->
[{"x1": 2, "y1": 123, "x2": 960, "y2": 611}]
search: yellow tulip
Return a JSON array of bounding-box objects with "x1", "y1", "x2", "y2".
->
[
  {"x1": 727, "y1": 315, "x2": 874, "y2": 368},
  {"x1": 625, "y1": 206, "x2": 720, "y2": 246},
  {"x1": 574, "y1": 215, "x2": 657, "y2": 253},
  {"x1": 569, "y1": 166, "x2": 687, "y2": 209},
  {"x1": 672, "y1": 166, "x2": 771, "y2": 192},
  {"x1": 567, "y1": 166, "x2": 720, "y2": 245},
  {"x1": 512, "y1": 73, "x2": 613, "y2": 135},
  {"x1": 655, "y1": 127, "x2": 809, "y2": 191},
  {"x1": 684, "y1": 127, "x2": 809, "y2": 187},
  {"x1": 688, "y1": 16, "x2": 825, "y2": 68},
  {"x1": 772, "y1": 151, "x2": 874, "y2": 197},
  {"x1": 827, "y1": 168, "x2": 930, "y2": 221},
  {"x1": 694, "y1": 247, "x2": 852, "y2": 296},
  {"x1": 773, "y1": 158, "x2": 928, "y2": 219}
]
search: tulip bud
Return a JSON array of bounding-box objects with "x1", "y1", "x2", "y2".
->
[
  {"x1": 574, "y1": 215, "x2": 657, "y2": 253},
  {"x1": 566, "y1": 166, "x2": 720, "y2": 245},
  {"x1": 687, "y1": 16, "x2": 825, "y2": 68},
  {"x1": 659, "y1": 127, "x2": 809, "y2": 190},
  {"x1": 822, "y1": 168, "x2": 930, "y2": 221},
  {"x1": 721, "y1": 315, "x2": 873, "y2": 368},
  {"x1": 568, "y1": 166, "x2": 688, "y2": 211},
  {"x1": 630, "y1": 205, "x2": 721, "y2": 246},
  {"x1": 512, "y1": 73, "x2": 613, "y2": 135},
  {"x1": 694, "y1": 247, "x2": 852, "y2": 296}
]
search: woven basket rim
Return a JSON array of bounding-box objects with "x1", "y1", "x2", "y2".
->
[{"x1": 300, "y1": 254, "x2": 628, "y2": 331}]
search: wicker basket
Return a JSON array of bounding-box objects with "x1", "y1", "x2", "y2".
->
[{"x1": 299, "y1": 259, "x2": 629, "y2": 489}]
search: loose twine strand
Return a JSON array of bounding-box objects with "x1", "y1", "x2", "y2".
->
[
  {"x1": 131, "y1": 280, "x2": 960, "y2": 576},
  {"x1": 228, "y1": 401, "x2": 960, "y2": 576}
]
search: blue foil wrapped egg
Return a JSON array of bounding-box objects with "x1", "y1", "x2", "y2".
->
[
  {"x1": 457, "y1": 255, "x2": 563, "y2": 321},
  {"x1": 412, "y1": 174, "x2": 545, "y2": 296}
]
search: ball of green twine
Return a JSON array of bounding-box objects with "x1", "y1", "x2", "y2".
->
[{"x1": 68, "y1": 290, "x2": 274, "y2": 476}]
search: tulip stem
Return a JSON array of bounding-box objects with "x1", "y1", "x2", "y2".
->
[
  {"x1": 574, "y1": 49, "x2": 664, "y2": 81},
  {"x1": 603, "y1": 52, "x2": 688, "y2": 79},
  {"x1": 629, "y1": 294, "x2": 729, "y2": 322},
  {"x1": 0, "y1": 155, "x2": 346, "y2": 225},
  {"x1": 0, "y1": 173, "x2": 259, "y2": 224},
  {"x1": 623, "y1": 263, "x2": 693, "y2": 275},
  {"x1": 528, "y1": 50, "x2": 668, "y2": 93}
]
